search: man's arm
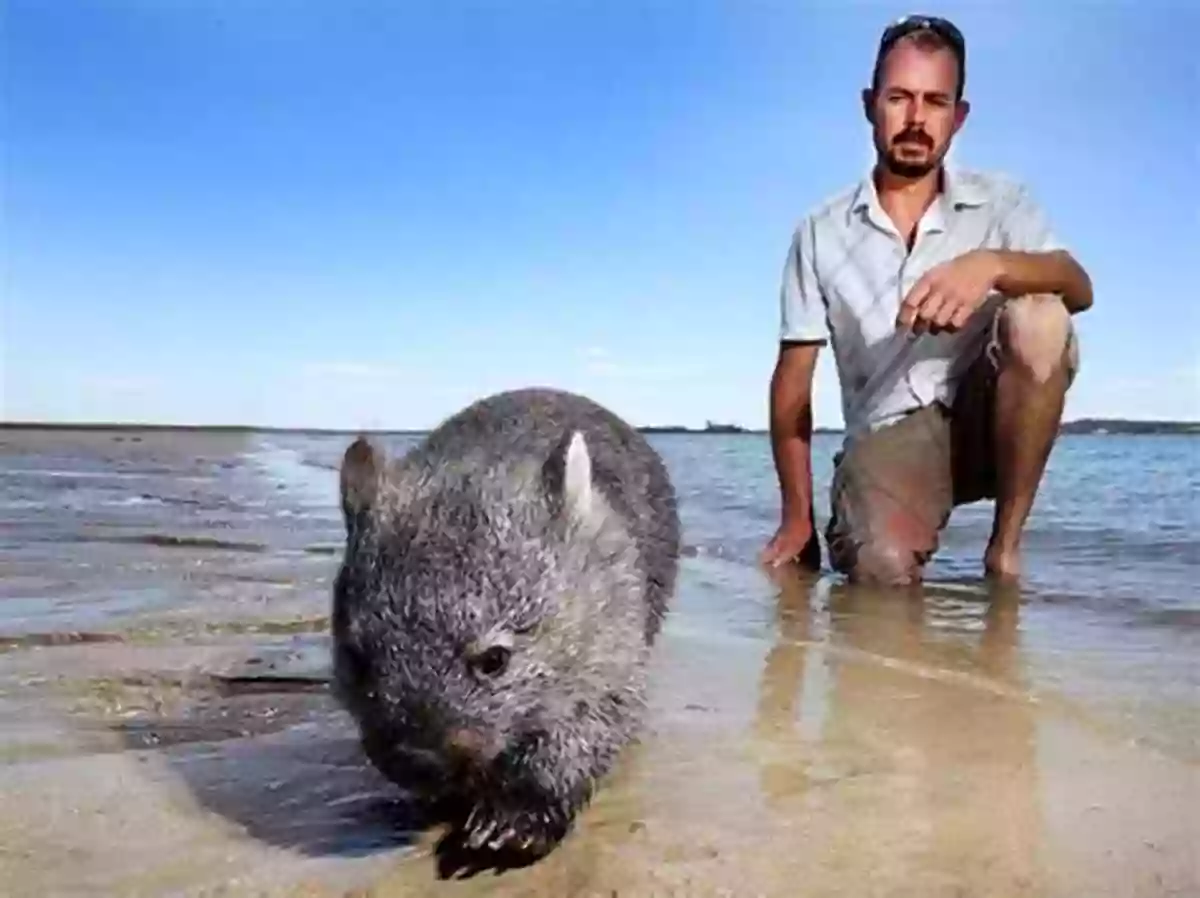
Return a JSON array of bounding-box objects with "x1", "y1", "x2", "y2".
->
[
  {"x1": 897, "y1": 182, "x2": 1094, "y2": 333},
  {"x1": 995, "y1": 183, "x2": 1093, "y2": 314},
  {"x1": 991, "y1": 249, "x2": 1093, "y2": 313},
  {"x1": 769, "y1": 341, "x2": 821, "y2": 530},
  {"x1": 762, "y1": 217, "x2": 828, "y2": 568}
]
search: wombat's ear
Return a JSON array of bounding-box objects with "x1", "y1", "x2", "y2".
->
[
  {"x1": 543, "y1": 429, "x2": 594, "y2": 521},
  {"x1": 340, "y1": 435, "x2": 383, "y2": 527}
]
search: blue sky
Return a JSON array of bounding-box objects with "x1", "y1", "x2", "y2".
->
[{"x1": 3, "y1": 0, "x2": 1196, "y2": 429}]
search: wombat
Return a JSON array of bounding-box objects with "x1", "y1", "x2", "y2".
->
[{"x1": 331, "y1": 386, "x2": 680, "y2": 859}]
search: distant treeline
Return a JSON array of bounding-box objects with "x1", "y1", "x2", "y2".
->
[
  {"x1": 2, "y1": 418, "x2": 1196, "y2": 436},
  {"x1": 641, "y1": 419, "x2": 1200, "y2": 436},
  {"x1": 1057, "y1": 418, "x2": 1200, "y2": 435}
]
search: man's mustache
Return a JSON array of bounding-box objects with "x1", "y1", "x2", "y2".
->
[{"x1": 892, "y1": 128, "x2": 933, "y2": 148}]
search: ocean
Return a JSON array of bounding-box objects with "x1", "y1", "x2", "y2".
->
[{"x1": 1, "y1": 426, "x2": 1196, "y2": 897}]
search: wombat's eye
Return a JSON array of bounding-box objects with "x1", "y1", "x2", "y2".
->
[{"x1": 471, "y1": 645, "x2": 511, "y2": 678}]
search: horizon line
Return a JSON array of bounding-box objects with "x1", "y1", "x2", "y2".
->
[{"x1": 2, "y1": 416, "x2": 1198, "y2": 436}]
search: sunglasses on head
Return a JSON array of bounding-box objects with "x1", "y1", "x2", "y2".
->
[{"x1": 879, "y1": 14, "x2": 965, "y2": 55}]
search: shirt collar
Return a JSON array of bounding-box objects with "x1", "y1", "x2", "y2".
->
[{"x1": 848, "y1": 164, "x2": 988, "y2": 234}]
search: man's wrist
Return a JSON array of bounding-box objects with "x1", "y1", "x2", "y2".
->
[
  {"x1": 979, "y1": 249, "x2": 1008, "y2": 293},
  {"x1": 781, "y1": 500, "x2": 813, "y2": 527}
]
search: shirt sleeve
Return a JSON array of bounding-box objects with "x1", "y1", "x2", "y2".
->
[
  {"x1": 999, "y1": 184, "x2": 1068, "y2": 253},
  {"x1": 778, "y1": 217, "x2": 830, "y2": 343}
]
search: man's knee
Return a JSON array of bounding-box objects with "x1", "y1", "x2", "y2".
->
[
  {"x1": 997, "y1": 295, "x2": 1076, "y2": 385},
  {"x1": 829, "y1": 528, "x2": 929, "y2": 587},
  {"x1": 846, "y1": 539, "x2": 926, "y2": 586}
]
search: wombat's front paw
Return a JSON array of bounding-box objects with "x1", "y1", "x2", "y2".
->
[
  {"x1": 462, "y1": 800, "x2": 565, "y2": 857},
  {"x1": 434, "y1": 801, "x2": 562, "y2": 879}
]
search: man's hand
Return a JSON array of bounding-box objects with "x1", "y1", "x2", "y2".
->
[
  {"x1": 897, "y1": 249, "x2": 1003, "y2": 334},
  {"x1": 760, "y1": 516, "x2": 821, "y2": 570}
]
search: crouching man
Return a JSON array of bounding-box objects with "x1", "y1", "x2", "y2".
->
[{"x1": 761, "y1": 15, "x2": 1093, "y2": 584}]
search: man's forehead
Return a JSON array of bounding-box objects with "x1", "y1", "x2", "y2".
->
[
  {"x1": 877, "y1": 41, "x2": 960, "y2": 87},
  {"x1": 881, "y1": 37, "x2": 960, "y2": 66}
]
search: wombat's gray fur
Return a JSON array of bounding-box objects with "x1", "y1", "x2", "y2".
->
[{"x1": 331, "y1": 386, "x2": 680, "y2": 859}]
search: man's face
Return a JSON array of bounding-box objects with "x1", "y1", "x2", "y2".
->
[{"x1": 865, "y1": 38, "x2": 968, "y2": 179}]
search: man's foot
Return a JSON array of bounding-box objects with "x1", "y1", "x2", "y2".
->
[{"x1": 984, "y1": 543, "x2": 1021, "y2": 581}]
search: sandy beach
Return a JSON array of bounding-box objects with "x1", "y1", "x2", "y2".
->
[{"x1": 1, "y1": 428, "x2": 1196, "y2": 897}]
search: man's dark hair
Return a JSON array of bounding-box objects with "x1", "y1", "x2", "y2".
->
[{"x1": 870, "y1": 14, "x2": 967, "y2": 101}]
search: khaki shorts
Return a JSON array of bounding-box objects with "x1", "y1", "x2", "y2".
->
[{"x1": 825, "y1": 302, "x2": 1079, "y2": 583}]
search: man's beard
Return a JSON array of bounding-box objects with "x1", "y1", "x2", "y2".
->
[
  {"x1": 883, "y1": 153, "x2": 938, "y2": 178},
  {"x1": 880, "y1": 126, "x2": 943, "y2": 178}
]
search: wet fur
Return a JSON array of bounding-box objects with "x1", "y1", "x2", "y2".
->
[{"x1": 331, "y1": 387, "x2": 680, "y2": 864}]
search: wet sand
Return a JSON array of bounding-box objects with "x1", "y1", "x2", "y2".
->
[{"x1": 1, "y1": 428, "x2": 1196, "y2": 897}]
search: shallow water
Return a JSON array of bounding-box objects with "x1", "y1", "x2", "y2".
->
[{"x1": 0, "y1": 427, "x2": 1196, "y2": 897}]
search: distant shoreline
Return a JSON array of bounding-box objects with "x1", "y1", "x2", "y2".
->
[{"x1": 2, "y1": 418, "x2": 1197, "y2": 436}]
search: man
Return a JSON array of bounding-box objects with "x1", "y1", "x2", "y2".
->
[{"x1": 761, "y1": 14, "x2": 1093, "y2": 584}]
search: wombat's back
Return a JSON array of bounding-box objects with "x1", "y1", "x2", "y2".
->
[{"x1": 401, "y1": 386, "x2": 680, "y2": 640}]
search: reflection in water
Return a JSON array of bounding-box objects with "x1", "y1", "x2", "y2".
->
[{"x1": 753, "y1": 570, "x2": 1044, "y2": 890}]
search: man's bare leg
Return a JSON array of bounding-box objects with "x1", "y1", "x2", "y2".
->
[{"x1": 985, "y1": 295, "x2": 1076, "y2": 579}]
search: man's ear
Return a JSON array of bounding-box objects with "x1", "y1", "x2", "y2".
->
[
  {"x1": 861, "y1": 87, "x2": 876, "y2": 125},
  {"x1": 340, "y1": 435, "x2": 383, "y2": 530},
  {"x1": 953, "y1": 98, "x2": 971, "y2": 132}
]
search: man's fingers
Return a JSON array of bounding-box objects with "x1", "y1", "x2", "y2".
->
[
  {"x1": 932, "y1": 293, "x2": 960, "y2": 328},
  {"x1": 898, "y1": 278, "x2": 934, "y2": 328},
  {"x1": 762, "y1": 531, "x2": 811, "y2": 568},
  {"x1": 901, "y1": 259, "x2": 994, "y2": 334},
  {"x1": 911, "y1": 286, "x2": 949, "y2": 334}
]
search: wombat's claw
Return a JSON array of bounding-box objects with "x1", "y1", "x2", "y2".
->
[
  {"x1": 488, "y1": 827, "x2": 517, "y2": 851},
  {"x1": 461, "y1": 804, "x2": 534, "y2": 854},
  {"x1": 466, "y1": 817, "x2": 497, "y2": 851},
  {"x1": 464, "y1": 805, "x2": 480, "y2": 832}
]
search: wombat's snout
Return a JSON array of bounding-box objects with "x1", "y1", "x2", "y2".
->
[{"x1": 445, "y1": 727, "x2": 501, "y2": 772}]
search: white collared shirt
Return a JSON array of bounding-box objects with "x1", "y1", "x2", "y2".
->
[{"x1": 778, "y1": 166, "x2": 1066, "y2": 438}]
